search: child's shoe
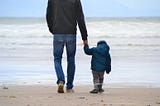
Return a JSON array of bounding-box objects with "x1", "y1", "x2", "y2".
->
[
  {"x1": 99, "y1": 88, "x2": 104, "y2": 93},
  {"x1": 98, "y1": 84, "x2": 104, "y2": 93},
  {"x1": 90, "y1": 89, "x2": 99, "y2": 94}
]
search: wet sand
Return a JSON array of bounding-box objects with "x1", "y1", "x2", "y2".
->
[{"x1": 1, "y1": 85, "x2": 160, "y2": 106}]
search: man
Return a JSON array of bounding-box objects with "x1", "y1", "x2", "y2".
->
[{"x1": 46, "y1": 0, "x2": 88, "y2": 93}]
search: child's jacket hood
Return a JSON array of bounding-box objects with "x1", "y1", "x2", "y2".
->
[{"x1": 97, "y1": 42, "x2": 110, "y2": 56}]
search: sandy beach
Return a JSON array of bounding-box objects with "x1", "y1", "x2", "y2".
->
[{"x1": 0, "y1": 85, "x2": 160, "y2": 106}]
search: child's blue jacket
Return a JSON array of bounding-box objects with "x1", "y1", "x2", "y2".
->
[{"x1": 84, "y1": 43, "x2": 111, "y2": 73}]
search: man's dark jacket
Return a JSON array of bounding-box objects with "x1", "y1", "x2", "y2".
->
[{"x1": 46, "y1": 0, "x2": 88, "y2": 40}]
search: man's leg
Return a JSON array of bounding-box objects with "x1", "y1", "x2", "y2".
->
[
  {"x1": 66, "y1": 34, "x2": 76, "y2": 91},
  {"x1": 99, "y1": 72, "x2": 105, "y2": 93},
  {"x1": 53, "y1": 34, "x2": 65, "y2": 90}
]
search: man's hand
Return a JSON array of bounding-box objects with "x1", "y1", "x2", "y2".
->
[{"x1": 83, "y1": 40, "x2": 88, "y2": 45}]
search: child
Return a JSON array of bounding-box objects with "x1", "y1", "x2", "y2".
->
[{"x1": 84, "y1": 40, "x2": 111, "y2": 94}]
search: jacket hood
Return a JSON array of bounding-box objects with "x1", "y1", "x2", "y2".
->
[
  {"x1": 97, "y1": 40, "x2": 107, "y2": 46},
  {"x1": 97, "y1": 41, "x2": 110, "y2": 56}
]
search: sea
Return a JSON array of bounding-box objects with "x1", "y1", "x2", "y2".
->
[{"x1": 0, "y1": 17, "x2": 160, "y2": 87}]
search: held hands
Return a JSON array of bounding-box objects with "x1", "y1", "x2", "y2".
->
[{"x1": 83, "y1": 40, "x2": 88, "y2": 45}]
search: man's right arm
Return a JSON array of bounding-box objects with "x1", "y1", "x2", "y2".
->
[{"x1": 76, "y1": 0, "x2": 88, "y2": 41}]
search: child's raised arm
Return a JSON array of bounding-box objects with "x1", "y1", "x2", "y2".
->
[{"x1": 83, "y1": 44, "x2": 95, "y2": 55}]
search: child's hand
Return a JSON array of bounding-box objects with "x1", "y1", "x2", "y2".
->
[
  {"x1": 106, "y1": 72, "x2": 109, "y2": 74},
  {"x1": 106, "y1": 71, "x2": 110, "y2": 74}
]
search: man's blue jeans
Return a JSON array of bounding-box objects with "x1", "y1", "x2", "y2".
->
[{"x1": 53, "y1": 34, "x2": 76, "y2": 90}]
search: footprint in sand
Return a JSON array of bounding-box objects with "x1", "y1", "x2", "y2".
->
[
  {"x1": 9, "y1": 96, "x2": 16, "y2": 98},
  {"x1": 3, "y1": 87, "x2": 8, "y2": 89}
]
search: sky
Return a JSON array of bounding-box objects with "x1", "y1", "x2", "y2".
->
[{"x1": 0, "y1": 0, "x2": 160, "y2": 17}]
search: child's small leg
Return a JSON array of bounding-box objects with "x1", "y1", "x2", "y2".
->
[
  {"x1": 98, "y1": 84, "x2": 104, "y2": 93},
  {"x1": 90, "y1": 83, "x2": 99, "y2": 93},
  {"x1": 90, "y1": 71, "x2": 99, "y2": 94},
  {"x1": 99, "y1": 72, "x2": 105, "y2": 93}
]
